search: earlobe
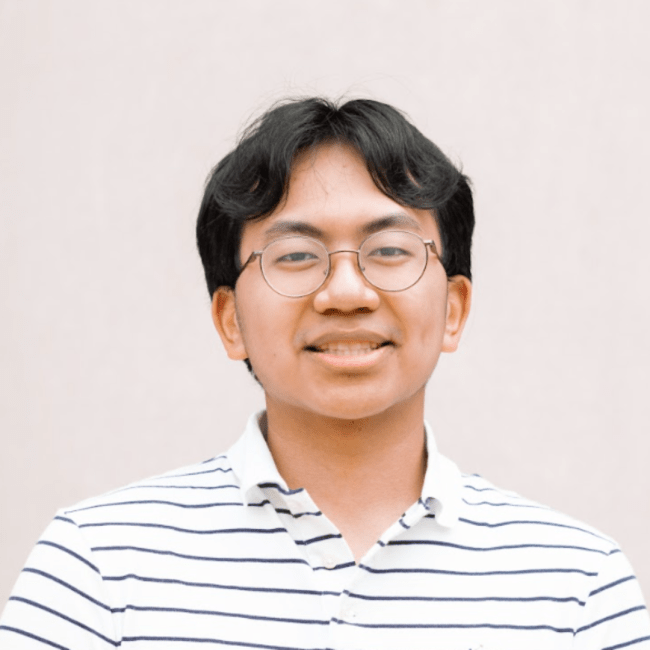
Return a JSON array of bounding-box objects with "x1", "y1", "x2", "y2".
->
[
  {"x1": 442, "y1": 276, "x2": 472, "y2": 353},
  {"x1": 212, "y1": 287, "x2": 248, "y2": 360}
]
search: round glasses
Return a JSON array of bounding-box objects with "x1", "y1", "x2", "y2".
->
[{"x1": 237, "y1": 230, "x2": 440, "y2": 298}]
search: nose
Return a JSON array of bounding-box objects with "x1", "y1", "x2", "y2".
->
[{"x1": 312, "y1": 251, "x2": 381, "y2": 313}]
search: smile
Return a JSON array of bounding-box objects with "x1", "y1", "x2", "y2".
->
[
  {"x1": 305, "y1": 340, "x2": 393, "y2": 368},
  {"x1": 313, "y1": 341, "x2": 385, "y2": 355}
]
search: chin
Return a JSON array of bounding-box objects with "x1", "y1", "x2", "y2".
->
[
  {"x1": 305, "y1": 388, "x2": 414, "y2": 422},
  {"x1": 316, "y1": 404, "x2": 386, "y2": 422}
]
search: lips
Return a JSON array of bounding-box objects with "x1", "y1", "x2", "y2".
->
[
  {"x1": 308, "y1": 340, "x2": 391, "y2": 355},
  {"x1": 304, "y1": 330, "x2": 394, "y2": 355}
]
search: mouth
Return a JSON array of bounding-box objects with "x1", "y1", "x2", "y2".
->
[
  {"x1": 305, "y1": 340, "x2": 393, "y2": 356},
  {"x1": 304, "y1": 340, "x2": 394, "y2": 370}
]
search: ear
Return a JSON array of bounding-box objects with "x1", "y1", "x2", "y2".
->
[
  {"x1": 442, "y1": 275, "x2": 472, "y2": 353},
  {"x1": 212, "y1": 287, "x2": 248, "y2": 360}
]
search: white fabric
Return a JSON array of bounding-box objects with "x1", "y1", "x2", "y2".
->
[{"x1": 1, "y1": 411, "x2": 649, "y2": 649}]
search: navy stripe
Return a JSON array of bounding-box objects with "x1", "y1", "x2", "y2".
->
[
  {"x1": 385, "y1": 539, "x2": 608, "y2": 555},
  {"x1": 296, "y1": 533, "x2": 342, "y2": 546},
  {"x1": 602, "y1": 636, "x2": 650, "y2": 650},
  {"x1": 117, "y1": 483, "x2": 240, "y2": 491},
  {"x1": 8, "y1": 597, "x2": 118, "y2": 646},
  {"x1": 576, "y1": 605, "x2": 647, "y2": 633},
  {"x1": 457, "y1": 517, "x2": 610, "y2": 540},
  {"x1": 314, "y1": 561, "x2": 356, "y2": 571},
  {"x1": 344, "y1": 590, "x2": 585, "y2": 605},
  {"x1": 462, "y1": 499, "x2": 548, "y2": 509},
  {"x1": 589, "y1": 575, "x2": 636, "y2": 597},
  {"x1": 331, "y1": 617, "x2": 573, "y2": 633},
  {"x1": 398, "y1": 518, "x2": 410, "y2": 530},
  {"x1": 53, "y1": 515, "x2": 75, "y2": 525},
  {"x1": 36, "y1": 540, "x2": 100, "y2": 573},
  {"x1": 104, "y1": 572, "x2": 340, "y2": 597},
  {"x1": 79, "y1": 521, "x2": 287, "y2": 535},
  {"x1": 200, "y1": 455, "x2": 225, "y2": 464},
  {"x1": 462, "y1": 484, "x2": 523, "y2": 498},
  {"x1": 248, "y1": 500, "x2": 322, "y2": 518},
  {"x1": 190, "y1": 454, "x2": 227, "y2": 464},
  {"x1": 271, "y1": 508, "x2": 322, "y2": 518},
  {"x1": 91, "y1": 545, "x2": 310, "y2": 566},
  {"x1": 359, "y1": 564, "x2": 596, "y2": 577},
  {"x1": 121, "y1": 635, "x2": 323, "y2": 650},
  {"x1": 123, "y1": 604, "x2": 328, "y2": 625},
  {"x1": 21, "y1": 568, "x2": 111, "y2": 611},
  {"x1": 68, "y1": 499, "x2": 245, "y2": 513},
  {"x1": 0, "y1": 626, "x2": 69, "y2": 650},
  {"x1": 152, "y1": 466, "x2": 233, "y2": 479},
  {"x1": 258, "y1": 482, "x2": 303, "y2": 496}
]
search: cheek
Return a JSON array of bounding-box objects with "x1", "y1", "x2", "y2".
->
[
  {"x1": 239, "y1": 294, "x2": 298, "y2": 365},
  {"x1": 400, "y1": 287, "x2": 448, "y2": 345}
]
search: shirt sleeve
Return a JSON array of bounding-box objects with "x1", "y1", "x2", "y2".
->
[
  {"x1": 0, "y1": 512, "x2": 119, "y2": 650},
  {"x1": 573, "y1": 547, "x2": 650, "y2": 650}
]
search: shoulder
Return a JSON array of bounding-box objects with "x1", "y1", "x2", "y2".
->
[
  {"x1": 457, "y1": 473, "x2": 618, "y2": 555},
  {"x1": 58, "y1": 453, "x2": 240, "y2": 527}
]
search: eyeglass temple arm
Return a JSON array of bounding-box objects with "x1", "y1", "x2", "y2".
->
[
  {"x1": 425, "y1": 240, "x2": 439, "y2": 256},
  {"x1": 236, "y1": 251, "x2": 262, "y2": 276}
]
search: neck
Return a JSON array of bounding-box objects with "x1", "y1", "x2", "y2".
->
[{"x1": 262, "y1": 393, "x2": 428, "y2": 556}]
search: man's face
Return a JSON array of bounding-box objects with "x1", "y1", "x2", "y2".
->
[{"x1": 214, "y1": 144, "x2": 470, "y2": 422}]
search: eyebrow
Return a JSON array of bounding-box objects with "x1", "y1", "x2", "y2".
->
[{"x1": 261, "y1": 213, "x2": 424, "y2": 243}]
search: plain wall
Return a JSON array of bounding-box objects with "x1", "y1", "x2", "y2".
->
[{"x1": 1, "y1": 0, "x2": 649, "y2": 608}]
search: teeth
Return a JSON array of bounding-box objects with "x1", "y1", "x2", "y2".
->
[{"x1": 317, "y1": 341, "x2": 382, "y2": 355}]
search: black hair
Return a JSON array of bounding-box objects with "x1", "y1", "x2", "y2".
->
[{"x1": 196, "y1": 97, "x2": 474, "y2": 377}]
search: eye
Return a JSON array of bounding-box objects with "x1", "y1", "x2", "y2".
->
[
  {"x1": 273, "y1": 251, "x2": 320, "y2": 267},
  {"x1": 368, "y1": 246, "x2": 411, "y2": 258},
  {"x1": 275, "y1": 251, "x2": 319, "y2": 264}
]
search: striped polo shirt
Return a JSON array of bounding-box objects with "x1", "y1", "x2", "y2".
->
[{"x1": 1, "y1": 411, "x2": 649, "y2": 649}]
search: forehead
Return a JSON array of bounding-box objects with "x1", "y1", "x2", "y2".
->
[{"x1": 243, "y1": 144, "x2": 440, "y2": 248}]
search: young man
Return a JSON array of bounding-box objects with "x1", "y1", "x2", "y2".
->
[{"x1": 1, "y1": 98, "x2": 648, "y2": 649}]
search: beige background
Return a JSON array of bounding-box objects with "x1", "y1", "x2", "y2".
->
[{"x1": 1, "y1": 0, "x2": 649, "y2": 609}]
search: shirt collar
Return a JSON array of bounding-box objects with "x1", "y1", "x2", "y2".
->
[
  {"x1": 421, "y1": 420, "x2": 462, "y2": 527},
  {"x1": 227, "y1": 411, "x2": 290, "y2": 506},
  {"x1": 227, "y1": 410, "x2": 462, "y2": 527}
]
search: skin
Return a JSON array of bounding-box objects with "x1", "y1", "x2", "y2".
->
[{"x1": 213, "y1": 144, "x2": 471, "y2": 561}]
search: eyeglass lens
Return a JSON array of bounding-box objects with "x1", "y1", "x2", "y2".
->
[{"x1": 260, "y1": 231, "x2": 428, "y2": 297}]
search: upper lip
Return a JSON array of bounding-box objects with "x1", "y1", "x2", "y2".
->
[{"x1": 305, "y1": 330, "x2": 395, "y2": 351}]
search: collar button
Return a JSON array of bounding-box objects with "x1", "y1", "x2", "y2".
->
[{"x1": 323, "y1": 556, "x2": 337, "y2": 570}]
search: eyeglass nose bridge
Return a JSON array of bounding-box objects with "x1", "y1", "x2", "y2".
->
[{"x1": 319, "y1": 248, "x2": 369, "y2": 290}]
